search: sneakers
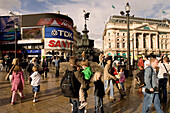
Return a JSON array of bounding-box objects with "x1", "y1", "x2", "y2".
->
[
  {"x1": 110, "y1": 97, "x2": 116, "y2": 101},
  {"x1": 11, "y1": 102, "x2": 15, "y2": 105},
  {"x1": 79, "y1": 102, "x2": 88, "y2": 109},
  {"x1": 33, "y1": 98, "x2": 37, "y2": 103}
]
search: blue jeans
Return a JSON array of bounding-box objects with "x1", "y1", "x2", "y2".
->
[
  {"x1": 142, "y1": 93, "x2": 163, "y2": 113},
  {"x1": 95, "y1": 96, "x2": 104, "y2": 113},
  {"x1": 104, "y1": 79, "x2": 114, "y2": 98},
  {"x1": 120, "y1": 82, "x2": 125, "y2": 92},
  {"x1": 159, "y1": 78, "x2": 168, "y2": 102},
  {"x1": 70, "y1": 99, "x2": 85, "y2": 113}
]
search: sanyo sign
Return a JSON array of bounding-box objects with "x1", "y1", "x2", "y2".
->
[{"x1": 45, "y1": 27, "x2": 73, "y2": 40}]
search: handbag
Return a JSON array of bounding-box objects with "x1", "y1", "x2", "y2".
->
[{"x1": 163, "y1": 64, "x2": 170, "y2": 78}]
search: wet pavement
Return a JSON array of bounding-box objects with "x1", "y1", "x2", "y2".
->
[{"x1": 0, "y1": 64, "x2": 170, "y2": 113}]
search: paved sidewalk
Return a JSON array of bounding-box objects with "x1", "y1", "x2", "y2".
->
[{"x1": 0, "y1": 66, "x2": 169, "y2": 113}]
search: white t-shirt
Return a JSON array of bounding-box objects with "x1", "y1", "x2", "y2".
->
[
  {"x1": 158, "y1": 63, "x2": 170, "y2": 79},
  {"x1": 144, "y1": 60, "x2": 150, "y2": 69},
  {"x1": 30, "y1": 71, "x2": 41, "y2": 86}
]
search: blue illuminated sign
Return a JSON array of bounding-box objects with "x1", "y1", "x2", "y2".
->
[
  {"x1": 45, "y1": 27, "x2": 73, "y2": 41},
  {"x1": 26, "y1": 50, "x2": 41, "y2": 54}
]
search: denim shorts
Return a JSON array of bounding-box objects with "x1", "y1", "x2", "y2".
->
[{"x1": 32, "y1": 85, "x2": 40, "y2": 92}]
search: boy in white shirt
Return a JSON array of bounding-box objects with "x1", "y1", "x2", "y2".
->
[{"x1": 30, "y1": 66, "x2": 41, "y2": 102}]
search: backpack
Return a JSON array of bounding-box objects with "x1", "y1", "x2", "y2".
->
[
  {"x1": 135, "y1": 67, "x2": 153, "y2": 88},
  {"x1": 60, "y1": 69, "x2": 81, "y2": 98}
]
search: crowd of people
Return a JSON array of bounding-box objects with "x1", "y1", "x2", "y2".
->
[{"x1": 0, "y1": 53, "x2": 169, "y2": 113}]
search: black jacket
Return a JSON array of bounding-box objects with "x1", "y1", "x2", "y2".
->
[{"x1": 94, "y1": 80, "x2": 105, "y2": 98}]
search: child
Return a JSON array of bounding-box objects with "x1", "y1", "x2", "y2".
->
[
  {"x1": 93, "y1": 71, "x2": 105, "y2": 113},
  {"x1": 30, "y1": 66, "x2": 41, "y2": 102},
  {"x1": 79, "y1": 59, "x2": 93, "y2": 109},
  {"x1": 11, "y1": 65, "x2": 25, "y2": 105},
  {"x1": 119, "y1": 68, "x2": 125, "y2": 92}
]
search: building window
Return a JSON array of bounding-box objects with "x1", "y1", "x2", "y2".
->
[
  {"x1": 123, "y1": 43, "x2": 125, "y2": 48},
  {"x1": 165, "y1": 44, "x2": 167, "y2": 49},
  {"x1": 136, "y1": 38, "x2": 139, "y2": 48},
  {"x1": 109, "y1": 42, "x2": 111, "y2": 48},
  {"x1": 123, "y1": 33, "x2": 125, "y2": 36},
  {"x1": 108, "y1": 39, "x2": 110, "y2": 41},
  {"x1": 117, "y1": 39, "x2": 119, "y2": 41},
  {"x1": 117, "y1": 43, "x2": 119, "y2": 48},
  {"x1": 117, "y1": 33, "x2": 119, "y2": 36},
  {"x1": 122, "y1": 38, "x2": 125, "y2": 41}
]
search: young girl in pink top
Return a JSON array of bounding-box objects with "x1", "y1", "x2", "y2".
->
[
  {"x1": 11, "y1": 65, "x2": 25, "y2": 105},
  {"x1": 119, "y1": 68, "x2": 125, "y2": 92}
]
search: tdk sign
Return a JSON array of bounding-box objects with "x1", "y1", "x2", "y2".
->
[{"x1": 45, "y1": 27, "x2": 73, "y2": 41}]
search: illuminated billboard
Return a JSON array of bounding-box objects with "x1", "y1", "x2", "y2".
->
[
  {"x1": 0, "y1": 16, "x2": 21, "y2": 41},
  {"x1": 45, "y1": 27, "x2": 73, "y2": 41},
  {"x1": 45, "y1": 38, "x2": 72, "y2": 50},
  {"x1": 22, "y1": 27, "x2": 42, "y2": 39},
  {"x1": 22, "y1": 13, "x2": 73, "y2": 30}
]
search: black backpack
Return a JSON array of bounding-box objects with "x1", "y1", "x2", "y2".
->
[
  {"x1": 135, "y1": 67, "x2": 153, "y2": 88},
  {"x1": 60, "y1": 69, "x2": 81, "y2": 98}
]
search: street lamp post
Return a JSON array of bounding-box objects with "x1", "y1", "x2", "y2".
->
[
  {"x1": 132, "y1": 37, "x2": 134, "y2": 69},
  {"x1": 125, "y1": 2, "x2": 131, "y2": 71},
  {"x1": 14, "y1": 22, "x2": 18, "y2": 58}
]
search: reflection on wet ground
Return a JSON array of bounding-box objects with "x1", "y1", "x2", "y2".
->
[{"x1": 0, "y1": 66, "x2": 169, "y2": 113}]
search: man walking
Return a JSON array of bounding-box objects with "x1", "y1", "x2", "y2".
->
[
  {"x1": 158, "y1": 57, "x2": 170, "y2": 103},
  {"x1": 55, "y1": 57, "x2": 60, "y2": 77},
  {"x1": 142, "y1": 58, "x2": 163, "y2": 113}
]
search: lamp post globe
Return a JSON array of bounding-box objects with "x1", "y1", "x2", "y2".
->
[{"x1": 125, "y1": 2, "x2": 131, "y2": 13}]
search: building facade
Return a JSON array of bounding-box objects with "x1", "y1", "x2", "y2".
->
[{"x1": 103, "y1": 15, "x2": 170, "y2": 59}]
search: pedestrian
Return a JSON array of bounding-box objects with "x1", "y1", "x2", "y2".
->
[
  {"x1": 27, "y1": 57, "x2": 39, "y2": 82},
  {"x1": 157, "y1": 57, "x2": 170, "y2": 103},
  {"x1": 55, "y1": 57, "x2": 60, "y2": 77},
  {"x1": 138, "y1": 57, "x2": 144, "y2": 69},
  {"x1": 79, "y1": 59, "x2": 93, "y2": 109},
  {"x1": 20, "y1": 59, "x2": 28, "y2": 81},
  {"x1": 93, "y1": 71, "x2": 105, "y2": 113},
  {"x1": 11, "y1": 65, "x2": 25, "y2": 105},
  {"x1": 42, "y1": 57, "x2": 48, "y2": 78},
  {"x1": 99, "y1": 53, "x2": 104, "y2": 68},
  {"x1": 119, "y1": 68, "x2": 125, "y2": 92},
  {"x1": 30, "y1": 66, "x2": 41, "y2": 103},
  {"x1": 66, "y1": 56, "x2": 86, "y2": 113},
  {"x1": 104, "y1": 58, "x2": 117, "y2": 100},
  {"x1": 142, "y1": 58, "x2": 163, "y2": 113},
  {"x1": 144, "y1": 56, "x2": 150, "y2": 69}
]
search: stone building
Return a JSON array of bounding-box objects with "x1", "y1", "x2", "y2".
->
[{"x1": 103, "y1": 15, "x2": 170, "y2": 59}]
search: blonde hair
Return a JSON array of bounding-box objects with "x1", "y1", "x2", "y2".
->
[
  {"x1": 32, "y1": 66, "x2": 38, "y2": 72},
  {"x1": 93, "y1": 71, "x2": 102, "y2": 81}
]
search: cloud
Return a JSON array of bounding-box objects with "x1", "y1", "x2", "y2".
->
[{"x1": 0, "y1": 0, "x2": 21, "y2": 16}]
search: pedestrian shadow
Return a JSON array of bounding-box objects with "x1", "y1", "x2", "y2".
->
[{"x1": 22, "y1": 87, "x2": 62, "y2": 103}]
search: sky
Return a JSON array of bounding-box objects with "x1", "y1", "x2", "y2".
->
[{"x1": 0, "y1": 0, "x2": 170, "y2": 50}]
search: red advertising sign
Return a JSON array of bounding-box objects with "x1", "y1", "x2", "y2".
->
[
  {"x1": 37, "y1": 18, "x2": 73, "y2": 30},
  {"x1": 45, "y1": 38, "x2": 73, "y2": 50}
]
